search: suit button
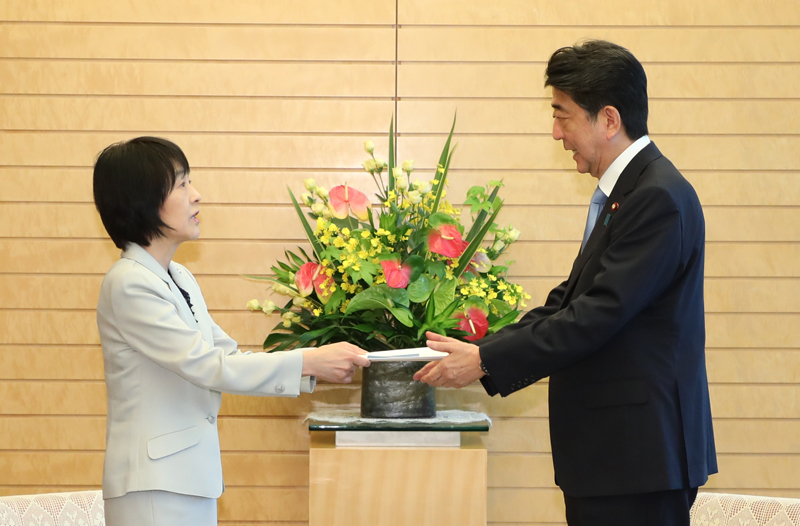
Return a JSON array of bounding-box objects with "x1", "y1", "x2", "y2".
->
[
  {"x1": 275, "y1": 385, "x2": 285, "y2": 394},
  {"x1": 207, "y1": 414, "x2": 216, "y2": 424}
]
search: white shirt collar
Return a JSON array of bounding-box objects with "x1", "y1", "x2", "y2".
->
[{"x1": 597, "y1": 135, "x2": 651, "y2": 197}]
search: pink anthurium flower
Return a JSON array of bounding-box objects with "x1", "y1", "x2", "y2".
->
[
  {"x1": 469, "y1": 251, "x2": 492, "y2": 274},
  {"x1": 295, "y1": 262, "x2": 333, "y2": 303},
  {"x1": 454, "y1": 306, "x2": 489, "y2": 342},
  {"x1": 328, "y1": 183, "x2": 371, "y2": 221},
  {"x1": 428, "y1": 224, "x2": 466, "y2": 258},
  {"x1": 380, "y1": 258, "x2": 412, "y2": 289}
]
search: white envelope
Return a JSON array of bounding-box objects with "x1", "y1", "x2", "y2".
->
[{"x1": 365, "y1": 347, "x2": 448, "y2": 362}]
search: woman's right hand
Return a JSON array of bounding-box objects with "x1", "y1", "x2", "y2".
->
[{"x1": 301, "y1": 342, "x2": 371, "y2": 383}]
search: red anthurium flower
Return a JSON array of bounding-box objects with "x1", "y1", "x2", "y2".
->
[
  {"x1": 295, "y1": 262, "x2": 333, "y2": 303},
  {"x1": 328, "y1": 184, "x2": 371, "y2": 221},
  {"x1": 428, "y1": 224, "x2": 466, "y2": 258},
  {"x1": 380, "y1": 258, "x2": 412, "y2": 289},
  {"x1": 455, "y1": 306, "x2": 489, "y2": 342}
]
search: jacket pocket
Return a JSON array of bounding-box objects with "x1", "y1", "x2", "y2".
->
[
  {"x1": 147, "y1": 426, "x2": 200, "y2": 460},
  {"x1": 585, "y1": 379, "x2": 649, "y2": 409}
]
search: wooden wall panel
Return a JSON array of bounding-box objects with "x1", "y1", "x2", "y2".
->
[
  {"x1": 0, "y1": 0, "x2": 396, "y2": 24},
  {"x1": 398, "y1": 0, "x2": 800, "y2": 26},
  {"x1": 0, "y1": 25, "x2": 395, "y2": 61},
  {"x1": 1, "y1": 0, "x2": 797, "y2": 524},
  {"x1": 398, "y1": 27, "x2": 800, "y2": 62}
]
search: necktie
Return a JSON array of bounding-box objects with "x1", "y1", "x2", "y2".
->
[{"x1": 581, "y1": 186, "x2": 608, "y2": 253}]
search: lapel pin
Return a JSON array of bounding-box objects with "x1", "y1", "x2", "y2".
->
[{"x1": 611, "y1": 202, "x2": 619, "y2": 211}]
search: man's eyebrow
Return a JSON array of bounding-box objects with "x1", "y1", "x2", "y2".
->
[{"x1": 551, "y1": 103, "x2": 565, "y2": 111}]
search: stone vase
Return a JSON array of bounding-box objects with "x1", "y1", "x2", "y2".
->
[{"x1": 360, "y1": 360, "x2": 436, "y2": 418}]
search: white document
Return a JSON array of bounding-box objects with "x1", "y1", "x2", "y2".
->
[{"x1": 365, "y1": 347, "x2": 448, "y2": 362}]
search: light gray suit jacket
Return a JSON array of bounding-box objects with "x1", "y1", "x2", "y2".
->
[{"x1": 97, "y1": 244, "x2": 314, "y2": 499}]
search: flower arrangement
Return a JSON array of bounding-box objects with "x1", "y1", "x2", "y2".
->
[{"x1": 248, "y1": 117, "x2": 530, "y2": 352}]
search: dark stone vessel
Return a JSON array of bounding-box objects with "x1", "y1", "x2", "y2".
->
[{"x1": 360, "y1": 361, "x2": 436, "y2": 418}]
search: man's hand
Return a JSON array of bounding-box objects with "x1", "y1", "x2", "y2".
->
[
  {"x1": 413, "y1": 331, "x2": 484, "y2": 388},
  {"x1": 302, "y1": 342, "x2": 370, "y2": 383}
]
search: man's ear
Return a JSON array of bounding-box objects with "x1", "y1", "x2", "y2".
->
[{"x1": 602, "y1": 106, "x2": 622, "y2": 140}]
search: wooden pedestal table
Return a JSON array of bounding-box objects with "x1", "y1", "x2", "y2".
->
[{"x1": 308, "y1": 412, "x2": 489, "y2": 526}]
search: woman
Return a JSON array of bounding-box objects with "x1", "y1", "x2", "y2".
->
[{"x1": 93, "y1": 136, "x2": 370, "y2": 525}]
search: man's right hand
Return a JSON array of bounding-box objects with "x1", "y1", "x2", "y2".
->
[{"x1": 301, "y1": 342, "x2": 371, "y2": 383}]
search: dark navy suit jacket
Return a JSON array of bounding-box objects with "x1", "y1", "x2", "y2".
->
[{"x1": 479, "y1": 142, "x2": 717, "y2": 497}]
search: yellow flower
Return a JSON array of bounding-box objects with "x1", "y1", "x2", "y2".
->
[
  {"x1": 333, "y1": 237, "x2": 346, "y2": 248},
  {"x1": 303, "y1": 178, "x2": 317, "y2": 191},
  {"x1": 407, "y1": 190, "x2": 422, "y2": 204},
  {"x1": 364, "y1": 140, "x2": 375, "y2": 154},
  {"x1": 402, "y1": 160, "x2": 414, "y2": 173},
  {"x1": 387, "y1": 234, "x2": 396, "y2": 244},
  {"x1": 358, "y1": 250, "x2": 369, "y2": 259},
  {"x1": 370, "y1": 238, "x2": 380, "y2": 247},
  {"x1": 328, "y1": 223, "x2": 339, "y2": 233},
  {"x1": 246, "y1": 299, "x2": 260, "y2": 311},
  {"x1": 313, "y1": 308, "x2": 323, "y2": 316},
  {"x1": 341, "y1": 227, "x2": 350, "y2": 237},
  {"x1": 363, "y1": 158, "x2": 378, "y2": 173},
  {"x1": 361, "y1": 231, "x2": 371, "y2": 239}
]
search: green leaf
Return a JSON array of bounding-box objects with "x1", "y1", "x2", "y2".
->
[
  {"x1": 345, "y1": 284, "x2": 409, "y2": 314},
  {"x1": 454, "y1": 199, "x2": 503, "y2": 279},
  {"x1": 352, "y1": 323, "x2": 378, "y2": 333},
  {"x1": 406, "y1": 255, "x2": 425, "y2": 281},
  {"x1": 263, "y1": 332, "x2": 300, "y2": 350},
  {"x1": 388, "y1": 306, "x2": 414, "y2": 327},
  {"x1": 379, "y1": 212, "x2": 398, "y2": 232},
  {"x1": 433, "y1": 278, "x2": 457, "y2": 316},
  {"x1": 298, "y1": 327, "x2": 336, "y2": 344},
  {"x1": 407, "y1": 274, "x2": 436, "y2": 303},
  {"x1": 430, "y1": 112, "x2": 457, "y2": 215},
  {"x1": 466, "y1": 183, "x2": 502, "y2": 242},
  {"x1": 428, "y1": 211, "x2": 458, "y2": 229},
  {"x1": 490, "y1": 299, "x2": 513, "y2": 317},
  {"x1": 425, "y1": 260, "x2": 446, "y2": 279},
  {"x1": 289, "y1": 188, "x2": 325, "y2": 261},
  {"x1": 388, "y1": 115, "x2": 396, "y2": 194},
  {"x1": 489, "y1": 309, "x2": 521, "y2": 333},
  {"x1": 286, "y1": 250, "x2": 306, "y2": 268},
  {"x1": 433, "y1": 299, "x2": 460, "y2": 324},
  {"x1": 324, "y1": 288, "x2": 347, "y2": 315},
  {"x1": 331, "y1": 216, "x2": 359, "y2": 231}
]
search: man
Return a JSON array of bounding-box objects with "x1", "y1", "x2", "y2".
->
[{"x1": 415, "y1": 40, "x2": 717, "y2": 525}]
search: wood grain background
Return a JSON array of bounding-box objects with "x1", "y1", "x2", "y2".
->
[{"x1": 1, "y1": 1, "x2": 798, "y2": 524}]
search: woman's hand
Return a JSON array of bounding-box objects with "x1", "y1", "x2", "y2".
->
[{"x1": 302, "y1": 342, "x2": 371, "y2": 383}]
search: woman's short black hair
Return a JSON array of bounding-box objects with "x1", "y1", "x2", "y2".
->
[
  {"x1": 545, "y1": 40, "x2": 649, "y2": 140},
  {"x1": 93, "y1": 136, "x2": 190, "y2": 249}
]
